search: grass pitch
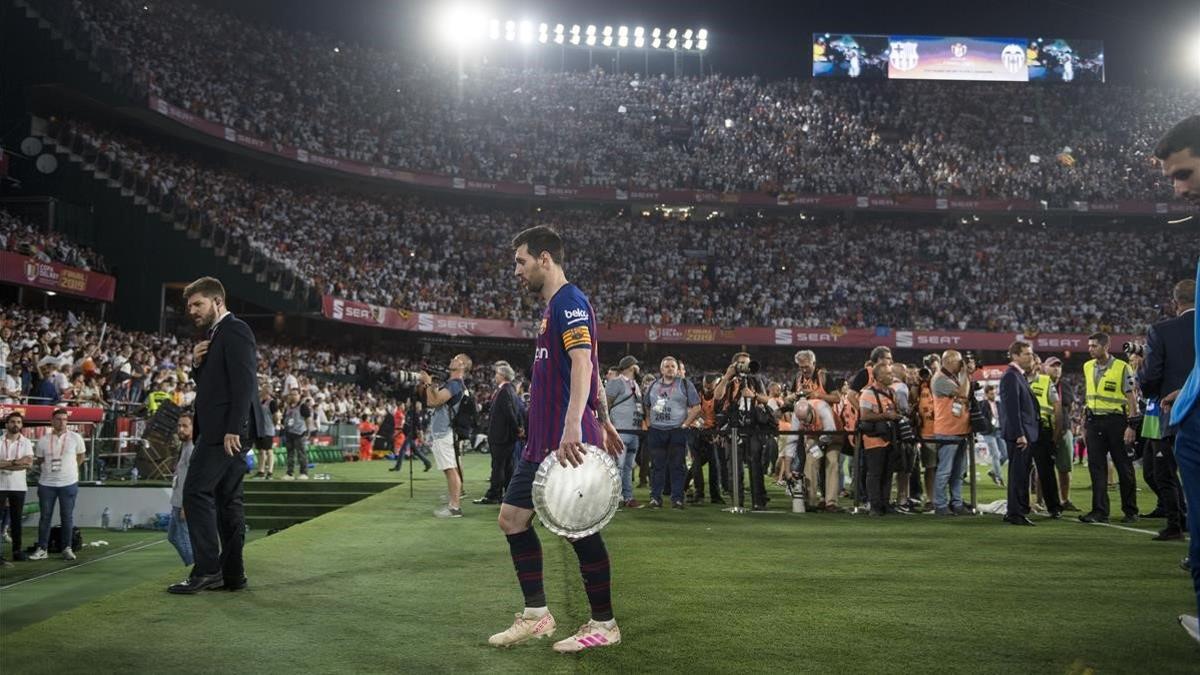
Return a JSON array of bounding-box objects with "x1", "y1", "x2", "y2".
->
[{"x1": 0, "y1": 453, "x2": 1195, "y2": 673}]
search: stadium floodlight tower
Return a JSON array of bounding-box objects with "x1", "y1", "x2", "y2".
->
[{"x1": 478, "y1": 13, "x2": 709, "y2": 76}]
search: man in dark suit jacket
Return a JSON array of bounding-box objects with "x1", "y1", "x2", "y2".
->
[
  {"x1": 1136, "y1": 278, "x2": 1195, "y2": 540},
  {"x1": 475, "y1": 362, "x2": 522, "y2": 504},
  {"x1": 1000, "y1": 340, "x2": 1040, "y2": 526},
  {"x1": 169, "y1": 277, "x2": 258, "y2": 594}
]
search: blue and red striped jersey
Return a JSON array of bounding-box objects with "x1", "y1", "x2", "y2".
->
[{"x1": 523, "y1": 283, "x2": 603, "y2": 463}]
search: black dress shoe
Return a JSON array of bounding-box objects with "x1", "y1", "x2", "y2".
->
[
  {"x1": 168, "y1": 573, "x2": 225, "y2": 594},
  {"x1": 710, "y1": 497, "x2": 726, "y2": 505},
  {"x1": 472, "y1": 497, "x2": 500, "y2": 505},
  {"x1": 1078, "y1": 513, "x2": 1109, "y2": 524},
  {"x1": 1141, "y1": 509, "x2": 1167, "y2": 519},
  {"x1": 1153, "y1": 530, "x2": 1185, "y2": 541},
  {"x1": 1048, "y1": 511, "x2": 1063, "y2": 520},
  {"x1": 224, "y1": 577, "x2": 248, "y2": 591},
  {"x1": 1004, "y1": 515, "x2": 1036, "y2": 526},
  {"x1": 1120, "y1": 514, "x2": 1139, "y2": 524}
]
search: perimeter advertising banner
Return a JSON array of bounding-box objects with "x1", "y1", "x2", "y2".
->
[
  {"x1": 0, "y1": 251, "x2": 116, "y2": 302},
  {"x1": 323, "y1": 295, "x2": 1135, "y2": 352},
  {"x1": 813, "y1": 33, "x2": 1104, "y2": 83}
]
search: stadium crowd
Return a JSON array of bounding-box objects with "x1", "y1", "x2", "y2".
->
[
  {"x1": 44, "y1": 120, "x2": 1197, "y2": 336},
  {"x1": 37, "y1": 0, "x2": 1199, "y2": 204},
  {"x1": 1, "y1": 210, "x2": 107, "y2": 272}
]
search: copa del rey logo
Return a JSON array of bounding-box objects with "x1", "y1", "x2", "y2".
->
[
  {"x1": 950, "y1": 42, "x2": 967, "y2": 59},
  {"x1": 24, "y1": 260, "x2": 38, "y2": 283},
  {"x1": 889, "y1": 41, "x2": 919, "y2": 71}
]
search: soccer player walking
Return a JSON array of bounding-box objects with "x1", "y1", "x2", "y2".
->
[{"x1": 488, "y1": 226, "x2": 626, "y2": 653}]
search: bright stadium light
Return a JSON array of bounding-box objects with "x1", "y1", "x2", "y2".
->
[
  {"x1": 634, "y1": 26, "x2": 644, "y2": 38},
  {"x1": 697, "y1": 28, "x2": 707, "y2": 40},
  {"x1": 683, "y1": 38, "x2": 693, "y2": 50},
  {"x1": 619, "y1": 26, "x2": 628, "y2": 37},
  {"x1": 489, "y1": 19, "x2": 500, "y2": 40},
  {"x1": 603, "y1": 34, "x2": 613, "y2": 47},
  {"x1": 697, "y1": 38, "x2": 707, "y2": 50},
  {"x1": 683, "y1": 29, "x2": 693, "y2": 40},
  {"x1": 668, "y1": 37, "x2": 677, "y2": 49},
  {"x1": 505, "y1": 20, "x2": 516, "y2": 41},
  {"x1": 519, "y1": 20, "x2": 534, "y2": 44},
  {"x1": 434, "y1": 5, "x2": 490, "y2": 48},
  {"x1": 667, "y1": 28, "x2": 677, "y2": 39},
  {"x1": 634, "y1": 35, "x2": 644, "y2": 48},
  {"x1": 586, "y1": 33, "x2": 597, "y2": 46},
  {"x1": 603, "y1": 25, "x2": 613, "y2": 38},
  {"x1": 652, "y1": 27, "x2": 661, "y2": 38},
  {"x1": 619, "y1": 35, "x2": 628, "y2": 47},
  {"x1": 586, "y1": 24, "x2": 596, "y2": 37},
  {"x1": 652, "y1": 37, "x2": 661, "y2": 48}
]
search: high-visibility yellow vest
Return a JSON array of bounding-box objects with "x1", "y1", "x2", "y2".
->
[
  {"x1": 1083, "y1": 358, "x2": 1130, "y2": 415},
  {"x1": 1029, "y1": 374, "x2": 1054, "y2": 427}
]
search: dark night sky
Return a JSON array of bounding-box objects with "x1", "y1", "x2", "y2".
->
[{"x1": 198, "y1": 0, "x2": 1200, "y2": 84}]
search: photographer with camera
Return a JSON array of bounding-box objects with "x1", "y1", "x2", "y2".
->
[
  {"x1": 605, "y1": 355, "x2": 644, "y2": 508},
  {"x1": 1133, "y1": 278, "x2": 1195, "y2": 541},
  {"x1": 688, "y1": 374, "x2": 725, "y2": 505},
  {"x1": 858, "y1": 364, "x2": 902, "y2": 516},
  {"x1": 931, "y1": 350, "x2": 974, "y2": 516},
  {"x1": 914, "y1": 356, "x2": 939, "y2": 511},
  {"x1": 714, "y1": 352, "x2": 774, "y2": 511},
  {"x1": 1079, "y1": 333, "x2": 1139, "y2": 524},
  {"x1": 418, "y1": 353, "x2": 473, "y2": 519},
  {"x1": 789, "y1": 395, "x2": 846, "y2": 512}
]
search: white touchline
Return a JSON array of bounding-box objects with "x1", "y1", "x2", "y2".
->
[
  {"x1": 0, "y1": 538, "x2": 167, "y2": 591},
  {"x1": 1089, "y1": 522, "x2": 1171, "y2": 536}
]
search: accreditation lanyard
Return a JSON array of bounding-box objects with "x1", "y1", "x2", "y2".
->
[
  {"x1": 2, "y1": 436, "x2": 25, "y2": 462},
  {"x1": 46, "y1": 432, "x2": 69, "y2": 473}
]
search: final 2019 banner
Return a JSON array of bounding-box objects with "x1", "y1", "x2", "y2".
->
[{"x1": 813, "y1": 33, "x2": 1104, "y2": 83}]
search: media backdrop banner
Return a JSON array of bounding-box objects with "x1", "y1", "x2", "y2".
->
[
  {"x1": 322, "y1": 295, "x2": 1134, "y2": 352},
  {"x1": 0, "y1": 252, "x2": 116, "y2": 302}
]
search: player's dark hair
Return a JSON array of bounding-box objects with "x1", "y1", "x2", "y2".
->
[
  {"x1": 511, "y1": 226, "x2": 564, "y2": 264},
  {"x1": 1008, "y1": 340, "x2": 1031, "y2": 358},
  {"x1": 1154, "y1": 115, "x2": 1200, "y2": 160}
]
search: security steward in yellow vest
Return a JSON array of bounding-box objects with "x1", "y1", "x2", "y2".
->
[
  {"x1": 1029, "y1": 367, "x2": 1064, "y2": 517},
  {"x1": 1079, "y1": 333, "x2": 1140, "y2": 524}
]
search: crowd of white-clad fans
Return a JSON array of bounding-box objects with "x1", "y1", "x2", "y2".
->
[
  {"x1": 33, "y1": 0, "x2": 1200, "y2": 205},
  {"x1": 44, "y1": 120, "x2": 1197, "y2": 336}
]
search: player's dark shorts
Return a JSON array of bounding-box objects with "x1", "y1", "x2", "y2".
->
[{"x1": 502, "y1": 458, "x2": 541, "y2": 510}]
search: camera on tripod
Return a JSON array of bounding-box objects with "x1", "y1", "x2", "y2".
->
[{"x1": 1122, "y1": 341, "x2": 1145, "y2": 358}]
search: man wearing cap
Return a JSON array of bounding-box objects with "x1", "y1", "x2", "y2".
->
[
  {"x1": 605, "y1": 355, "x2": 643, "y2": 507},
  {"x1": 0, "y1": 411, "x2": 34, "y2": 563},
  {"x1": 29, "y1": 408, "x2": 86, "y2": 561},
  {"x1": 30, "y1": 356, "x2": 61, "y2": 404}
]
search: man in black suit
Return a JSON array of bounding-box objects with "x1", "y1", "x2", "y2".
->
[
  {"x1": 1135, "y1": 278, "x2": 1196, "y2": 541},
  {"x1": 475, "y1": 361, "x2": 522, "y2": 505},
  {"x1": 169, "y1": 277, "x2": 258, "y2": 594},
  {"x1": 1000, "y1": 340, "x2": 1040, "y2": 526}
]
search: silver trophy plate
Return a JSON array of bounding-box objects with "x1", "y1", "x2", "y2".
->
[{"x1": 531, "y1": 444, "x2": 621, "y2": 538}]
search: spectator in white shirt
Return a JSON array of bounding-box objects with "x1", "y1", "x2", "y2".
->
[
  {"x1": 29, "y1": 408, "x2": 88, "y2": 561},
  {"x1": 0, "y1": 412, "x2": 35, "y2": 563}
]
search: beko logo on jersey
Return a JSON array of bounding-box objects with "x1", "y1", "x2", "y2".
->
[{"x1": 563, "y1": 308, "x2": 589, "y2": 324}]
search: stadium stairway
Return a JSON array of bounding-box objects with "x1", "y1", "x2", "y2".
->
[{"x1": 243, "y1": 480, "x2": 393, "y2": 531}]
